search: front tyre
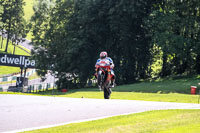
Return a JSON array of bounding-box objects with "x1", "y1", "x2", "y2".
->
[{"x1": 97, "y1": 71, "x2": 104, "y2": 86}]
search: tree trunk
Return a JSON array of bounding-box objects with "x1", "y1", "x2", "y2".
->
[
  {"x1": 196, "y1": 54, "x2": 200, "y2": 74},
  {"x1": 13, "y1": 41, "x2": 16, "y2": 54},
  {"x1": 160, "y1": 54, "x2": 169, "y2": 77},
  {"x1": 0, "y1": 28, "x2": 3, "y2": 48},
  {"x1": 5, "y1": 16, "x2": 12, "y2": 53},
  {"x1": 1, "y1": 35, "x2": 4, "y2": 49}
]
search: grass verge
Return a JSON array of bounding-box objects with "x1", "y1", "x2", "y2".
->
[
  {"x1": 22, "y1": 109, "x2": 200, "y2": 133},
  {"x1": 4, "y1": 75, "x2": 197, "y2": 104},
  {"x1": 1, "y1": 77, "x2": 200, "y2": 103},
  {"x1": 25, "y1": 89, "x2": 199, "y2": 104}
]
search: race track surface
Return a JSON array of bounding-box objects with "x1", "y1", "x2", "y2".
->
[{"x1": 1, "y1": 94, "x2": 200, "y2": 132}]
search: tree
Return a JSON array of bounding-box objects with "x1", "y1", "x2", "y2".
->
[
  {"x1": 12, "y1": 18, "x2": 27, "y2": 54},
  {"x1": 0, "y1": 0, "x2": 6, "y2": 49},
  {"x1": 30, "y1": 0, "x2": 55, "y2": 78},
  {"x1": 31, "y1": 0, "x2": 157, "y2": 89},
  {"x1": 0, "y1": 0, "x2": 26, "y2": 52},
  {"x1": 145, "y1": 0, "x2": 200, "y2": 76}
]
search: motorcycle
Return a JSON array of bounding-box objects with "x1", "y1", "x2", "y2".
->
[{"x1": 95, "y1": 61, "x2": 114, "y2": 99}]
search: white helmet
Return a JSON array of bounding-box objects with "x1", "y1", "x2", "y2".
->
[{"x1": 100, "y1": 51, "x2": 107, "y2": 59}]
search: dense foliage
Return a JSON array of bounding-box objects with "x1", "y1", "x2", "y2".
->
[
  {"x1": 145, "y1": 0, "x2": 200, "y2": 77},
  {"x1": 30, "y1": 0, "x2": 200, "y2": 89},
  {"x1": 1, "y1": 0, "x2": 196, "y2": 89},
  {"x1": 30, "y1": 0, "x2": 155, "y2": 89}
]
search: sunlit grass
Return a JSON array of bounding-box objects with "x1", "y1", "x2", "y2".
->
[
  {"x1": 1, "y1": 75, "x2": 200, "y2": 103},
  {"x1": 35, "y1": 90, "x2": 199, "y2": 104},
  {"x1": 23, "y1": 0, "x2": 35, "y2": 40},
  {"x1": 23, "y1": 110, "x2": 200, "y2": 133},
  {"x1": 23, "y1": 75, "x2": 200, "y2": 103},
  {"x1": 0, "y1": 38, "x2": 30, "y2": 55},
  {"x1": 0, "y1": 66, "x2": 20, "y2": 76},
  {"x1": 23, "y1": 0, "x2": 35, "y2": 21},
  {"x1": 113, "y1": 75, "x2": 200, "y2": 94}
]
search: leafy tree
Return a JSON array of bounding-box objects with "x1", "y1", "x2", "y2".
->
[
  {"x1": 30, "y1": 0, "x2": 200, "y2": 90},
  {"x1": 30, "y1": 0, "x2": 55, "y2": 78},
  {"x1": 145, "y1": 0, "x2": 200, "y2": 76},
  {"x1": 0, "y1": 0, "x2": 26, "y2": 52},
  {"x1": 12, "y1": 18, "x2": 27, "y2": 54},
  {"x1": 0, "y1": 0, "x2": 6, "y2": 48},
  {"x1": 31, "y1": 0, "x2": 157, "y2": 89}
]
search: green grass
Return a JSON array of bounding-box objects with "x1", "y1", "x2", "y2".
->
[
  {"x1": 3, "y1": 88, "x2": 198, "y2": 104},
  {"x1": 0, "y1": 40, "x2": 30, "y2": 55},
  {"x1": 23, "y1": 0, "x2": 35, "y2": 40},
  {"x1": 22, "y1": 109, "x2": 200, "y2": 133},
  {"x1": 114, "y1": 75, "x2": 200, "y2": 94},
  {"x1": 30, "y1": 88, "x2": 199, "y2": 104},
  {"x1": 2, "y1": 75, "x2": 200, "y2": 103},
  {"x1": 23, "y1": 0, "x2": 35, "y2": 21},
  {"x1": 2, "y1": 75, "x2": 199, "y2": 103},
  {"x1": 18, "y1": 75, "x2": 198, "y2": 104},
  {"x1": 0, "y1": 66, "x2": 20, "y2": 76}
]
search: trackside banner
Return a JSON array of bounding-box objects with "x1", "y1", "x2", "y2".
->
[{"x1": 0, "y1": 53, "x2": 36, "y2": 68}]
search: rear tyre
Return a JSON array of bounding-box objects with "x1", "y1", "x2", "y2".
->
[
  {"x1": 104, "y1": 88, "x2": 111, "y2": 99},
  {"x1": 104, "y1": 80, "x2": 112, "y2": 99}
]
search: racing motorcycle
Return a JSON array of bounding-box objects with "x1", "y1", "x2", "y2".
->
[{"x1": 95, "y1": 60, "x2": 114, "y2": 99}]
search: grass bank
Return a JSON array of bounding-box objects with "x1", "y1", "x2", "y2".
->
[
  {"x1": 22, "y1": 75, "x2": 200, "y2": 104},
  {"x1": 23, "y1": 0, "x2": 35, "y2": 40},
  {"x1": 2, "y1": 75, "x2": 200, "y2": 103},
  {"x1": 23, "y1": 109, "x2": 200, "y2": 133},
  {"x1": 30, "y1": 89, "x2": 200, "y2": 104},
  {"x1": 24, "y1": 0, "x2": 34, "y2": 21}
]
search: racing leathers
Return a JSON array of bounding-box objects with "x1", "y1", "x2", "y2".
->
[{"x1": 95, "y1": 57, "x2": 115, "y2": 87}]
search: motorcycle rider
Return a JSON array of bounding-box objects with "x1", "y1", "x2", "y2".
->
[{"x1": 95, "y1": 51, "x2": 115, "y2": 88}]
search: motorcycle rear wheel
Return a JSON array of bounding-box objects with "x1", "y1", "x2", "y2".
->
[
  {"x1": 104, "y1": 87, "x2": 111, "y2": 99},
  {"x1": 103, "y1": 80, "x2": 112, "y2": 99}
]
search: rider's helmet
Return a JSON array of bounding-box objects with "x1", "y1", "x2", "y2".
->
[{"x1": 100, "y1": 51, "x2": 107, "y2": 59}]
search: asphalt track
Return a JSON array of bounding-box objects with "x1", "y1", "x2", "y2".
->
[{"x1": 1, "y1": 94, "x2": 200, "y2": 133}]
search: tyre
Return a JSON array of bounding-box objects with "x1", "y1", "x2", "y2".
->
[
  {"x1": 104, "y1": 87, "x2": 110, "y2": 99},
  {"x1": 104, "y1": 80, "x2": 112, "y2": 99},
  {"x1": 97, "y1": 72, "x2": 104, "y2": 86}
]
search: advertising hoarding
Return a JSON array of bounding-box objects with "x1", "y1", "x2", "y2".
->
[{"x1": 0, "y1": 53, "x2": 36, "y2": 68}]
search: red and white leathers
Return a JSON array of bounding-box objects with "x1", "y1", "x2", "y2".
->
[{"x1": 95, "y1": 57, "x2": 115, "y2": 79}]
